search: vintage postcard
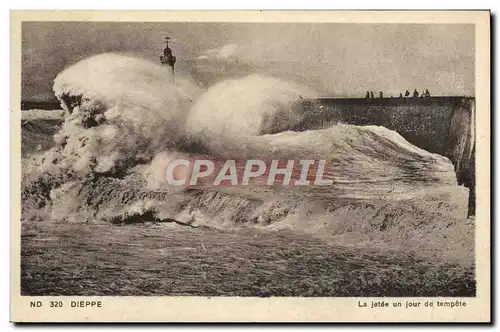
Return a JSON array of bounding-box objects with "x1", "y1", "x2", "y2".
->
[{"x1": 10, "y1": 10, "x2": 490, "y2": 322}]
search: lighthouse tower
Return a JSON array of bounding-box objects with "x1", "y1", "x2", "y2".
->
[{"x1": 160, "y1": 36, "x2": 176, "y2": 73}]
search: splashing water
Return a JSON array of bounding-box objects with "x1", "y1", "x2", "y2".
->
[
  {"x1": 21, "y1": 53, "x2": 471, "y2": 263},
  {"x1": 50, "y1": 53, "x2": 202, "y2": 177}
]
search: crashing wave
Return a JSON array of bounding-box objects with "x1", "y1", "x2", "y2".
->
[{"x1": 21, "y1": 53, "x2": 471, "y2": 263}]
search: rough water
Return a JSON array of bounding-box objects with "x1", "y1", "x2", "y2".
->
[{"x1": 22, "y1": 53, "x2": 473, "y2": 264}]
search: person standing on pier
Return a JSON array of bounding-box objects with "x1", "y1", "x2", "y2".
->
[
  {"x1": 370, "y1": 91, "x2": 375, "y2": 99},
  {"x1": 366, "y1": 91, "x2": 371, "y2": 99},
  {"x1": 413, "y1": 89, "x2": 419, "y2": 98},
  {"x1": 404, "y1": 90, "x2": 410, "y2": 97}
]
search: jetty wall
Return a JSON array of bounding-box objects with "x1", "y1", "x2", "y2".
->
[{"x1": 298, "y1": 97, "x2": 476, "y2": 216}]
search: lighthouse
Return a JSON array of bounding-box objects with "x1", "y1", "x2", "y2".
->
[{"x1": 160, "y1": 36, "x2": 176, "y2": 74}]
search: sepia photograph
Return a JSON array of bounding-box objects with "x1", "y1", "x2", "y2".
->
[{"x1": 11, "y1": 10, "x2": 490, "y2": 322}]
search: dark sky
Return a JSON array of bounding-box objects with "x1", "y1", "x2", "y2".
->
[{"x1": 21, "y1": 22, "x2": 474, "y2": 101}]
